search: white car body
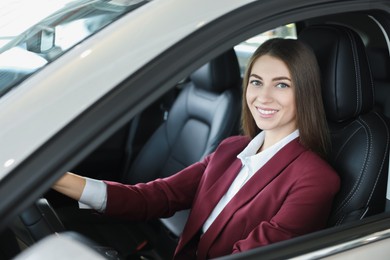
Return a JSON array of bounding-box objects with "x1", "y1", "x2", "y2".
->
[{"x1": 0, "y1": 0, "x2": 254, "y2": 179}]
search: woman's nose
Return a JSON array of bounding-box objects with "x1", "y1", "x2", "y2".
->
[{"x1": 257, "y1": 85, "x2": 273, "y2": 102}]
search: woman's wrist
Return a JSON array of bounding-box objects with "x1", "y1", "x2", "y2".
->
[{"x1": 53, "y1": 172, "x2": 86, "y2": 201}]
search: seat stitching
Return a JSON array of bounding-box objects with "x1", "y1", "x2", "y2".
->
[
  {"x1": 343, "y1": 27, "x2": 361, "y2": 115},
  {"x1": 364, "y1": 112, "x2": 390, "y2": 206},
  {"x1": 365, "y1": 48, "x2": 375, "y2": 105},
  {"x1": 334, "y1": 120, "x2": 369, "y2": 215},
  {"x1": 333, "y1": 126, "x2": 361, "y2": 161},
  {"x1": 335, "y1": 113, "x2": 389, "y2": 223}
]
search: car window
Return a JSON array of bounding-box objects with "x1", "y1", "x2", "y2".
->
[
  {"x1": 234, "y1": 24, "x2": 297, "y2": 75},
  {"x1": 0, "y1": 0, "x2": 150, "y2": 98}
]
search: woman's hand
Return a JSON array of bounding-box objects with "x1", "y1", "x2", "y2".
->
[{"x1": 52, "y1": 172, "x2": 87, "y2": 201}]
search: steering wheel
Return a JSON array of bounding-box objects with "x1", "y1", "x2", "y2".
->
[
  {"x1": 18, "y1": 198, "x2": 66, "y2": 241},
  {"x1": 14, "y1": 198, "x2": 123, "y2": 259}
]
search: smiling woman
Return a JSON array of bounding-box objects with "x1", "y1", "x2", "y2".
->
[
  {"x1": 52, "y1": 37, "x2": 340, "y2": 259},
  {"x1": 246, "y1": 55, "x2": 297, "y2": 147},
  {"x1": 241, "y1": 38, "x2": 329, "y2": 158}
]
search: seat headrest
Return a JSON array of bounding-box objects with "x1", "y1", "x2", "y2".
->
[
  {"x1": 190, "y1": 49, "x2": 241, "y2": 93},
  {"x1": 299, "y1": 25, "x2": 374, "y2": 122}
]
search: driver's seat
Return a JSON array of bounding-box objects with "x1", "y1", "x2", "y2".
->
[
  {"x1": 122, "y1": 48, "x2": 242, "y2": 254},
  {"x1": 299, "y1": 24, "x2": 390, "y2": 226}
]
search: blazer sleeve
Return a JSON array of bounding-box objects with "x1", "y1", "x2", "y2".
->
[
  {"x1": 232, "y1": 154, "x2": 340, "y2": 253},
  {"x1": 103, "y1": 156, "x2": 210, "y2": 221}
]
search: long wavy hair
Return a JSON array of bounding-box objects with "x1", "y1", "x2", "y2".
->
[{"x1": 241, "y1": 38, "x2": 330, "y2": 158}]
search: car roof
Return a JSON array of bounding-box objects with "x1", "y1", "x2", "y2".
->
[{"x1": 0, "y1": 0, "x2": 255, "y2": 179}]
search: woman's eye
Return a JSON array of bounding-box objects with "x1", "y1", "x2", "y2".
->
[
  {"x1": 250, "y1": 80, "x2": 262, "y2": 86},
  {"x1": 276, "y1": 83, "x2": 289, "y2": 89}
]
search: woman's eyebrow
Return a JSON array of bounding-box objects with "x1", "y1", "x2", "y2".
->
[
  {"x1": 249, "y1": 74, "x2": 291, "y2": 82},
  {"x1": 273, "y1": 76, "x2": 291, "y2": 82},
  {"x1": 249, "y1": 73, "x2": 262, "y2": 79}
]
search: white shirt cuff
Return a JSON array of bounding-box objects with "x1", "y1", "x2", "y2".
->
[{"x1": 78, "y1": 177, "x2": 107, "y2": 212}]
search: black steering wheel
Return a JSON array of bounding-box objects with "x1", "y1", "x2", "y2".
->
[{"x1": 14, "y1": 198, "x2": 124, "y2": 259}]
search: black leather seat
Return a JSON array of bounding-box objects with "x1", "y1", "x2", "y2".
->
[
  {"x1": 299, "y1": 24, "x2": 390, "y2": 226},
  {"x1": 123, "y1": 48, "x2": 242, "y2": 237}
]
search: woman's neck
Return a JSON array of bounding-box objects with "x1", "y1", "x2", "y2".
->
[{"x1": 261, "y1": 129, "x2": 297, "y2": 152}]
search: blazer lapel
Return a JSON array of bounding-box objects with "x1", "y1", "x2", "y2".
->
[
  {"x1": 196, "y1": 139, "x2": 306, "y2": 259},
  {"x1": 176, "y1": 159, "x2": 243, "y2": 258},
  {"x1": 176, "y1": 138, "x2": 249, "y2": 255}
]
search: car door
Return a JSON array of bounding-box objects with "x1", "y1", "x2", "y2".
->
[{"x1": 2, "y1": 0, "x2": 390, "y2": 259}]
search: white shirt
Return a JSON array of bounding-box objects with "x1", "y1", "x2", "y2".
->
[
  {"x1": 79, "y1": 130, "x2": 300, "y2": 232},
  {"x1": 201, "y1": 129, "x2": 299, "y2": 232}
]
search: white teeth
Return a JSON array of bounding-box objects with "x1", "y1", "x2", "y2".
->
[{"x1": 258, "y1": 108, "x2": 277, "y2": 115}]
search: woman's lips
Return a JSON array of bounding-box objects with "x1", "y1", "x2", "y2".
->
[{"x1": 257, "y1": 107, "x2": 278, "y2": 117}]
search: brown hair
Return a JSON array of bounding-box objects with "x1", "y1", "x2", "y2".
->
[{"x1": 241, "y1": 38, "x2": 330, "y2": 158}]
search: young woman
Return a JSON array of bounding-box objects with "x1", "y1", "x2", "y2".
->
[{"x1": 53, "y1": 38, "x2": 340, "y2": 259}]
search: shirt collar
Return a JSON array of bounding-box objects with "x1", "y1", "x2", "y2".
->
[{"x1": 237, "y1": 129, "x2": 300, "y2": 175}]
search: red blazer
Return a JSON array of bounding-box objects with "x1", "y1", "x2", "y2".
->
[{"x1": 104, "y1": 136, "x2": 340, "y2": 259}]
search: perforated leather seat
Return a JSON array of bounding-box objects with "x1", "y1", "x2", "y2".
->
[
  {"x1": 124, "y1": 49, "x2": 242, "y2": 236},
  {"x1": 299, "y1": 24, "x2": 390, "y2": 226}
]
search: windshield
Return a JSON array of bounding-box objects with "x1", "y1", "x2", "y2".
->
[{"x1": 0, "y1": 0, "x2": 149, "y2": 97}]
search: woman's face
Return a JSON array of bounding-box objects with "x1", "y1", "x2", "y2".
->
[{"x1": 246, "y1": 54, "x2": 297, "y2": 139}]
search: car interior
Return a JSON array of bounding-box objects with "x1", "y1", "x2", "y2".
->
[{"x1": 1, "y1": 8, "x2": 390, "y2": 260}]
